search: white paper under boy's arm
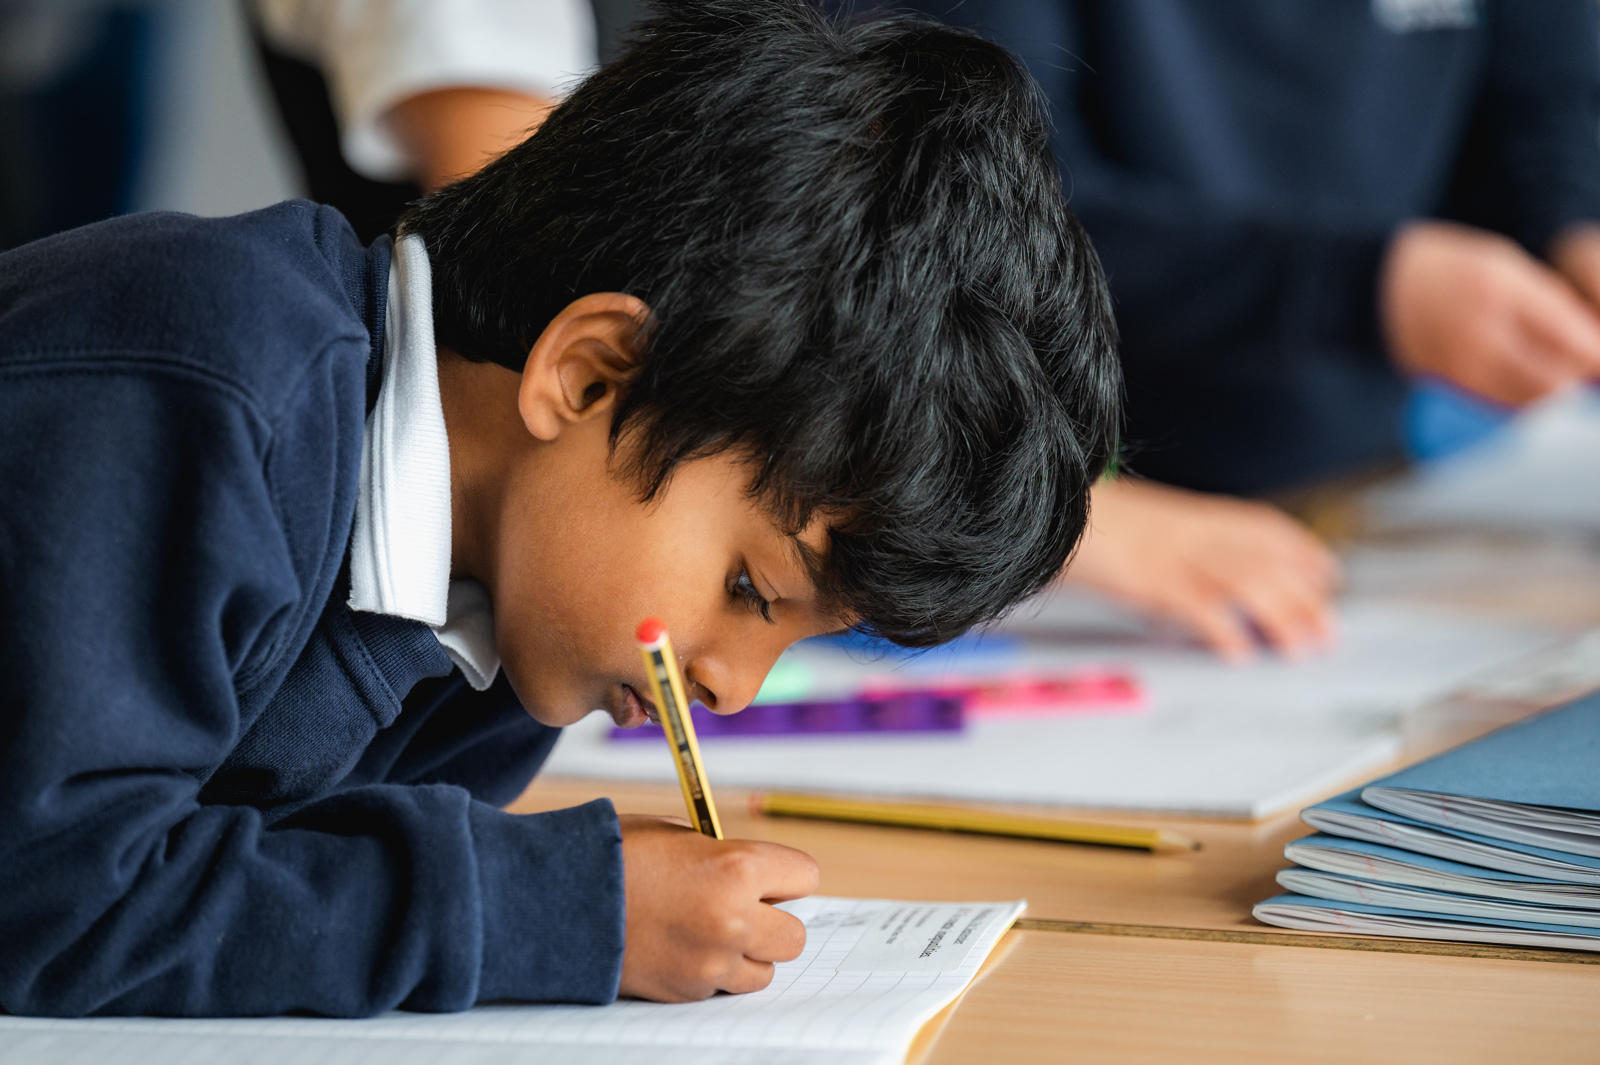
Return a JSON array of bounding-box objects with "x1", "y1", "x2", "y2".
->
[
  {"x1": 252, "y1": 0, "x2": 598, "y2": 181},
  {"x1": 1363, "y1": 387, "x2": 1600, "y2": 533},
  {"x1": 0, "y1": 898, "x2": 1024, "y2": 1065}
]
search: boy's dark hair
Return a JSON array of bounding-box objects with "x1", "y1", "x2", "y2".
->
[{"x1": 398, "y1": 0, "x2": 1120, "y2": 646}]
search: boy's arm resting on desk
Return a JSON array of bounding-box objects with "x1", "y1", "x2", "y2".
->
[{"x1": 0, "y1": 361, "x2": 624, "y2": 1017}]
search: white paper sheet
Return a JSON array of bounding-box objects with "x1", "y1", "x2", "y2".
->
[
  {"x1": 0, "y1": 897, "x2": 1024, "y2": 1065},
  {"x1": 544, "y1": 599, "x2": 1559, "y2": 819},
  {"x1": 1365, "y1": 387, "x2": 1600, "y2": 533}
]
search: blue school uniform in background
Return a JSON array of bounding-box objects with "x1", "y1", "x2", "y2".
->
[
  {"x1": 0, "y1": 202, "x2": 623, "y2": 1017},
  {"x1": 897, "y1": 0, "x2": 1600, "y2": 493}
]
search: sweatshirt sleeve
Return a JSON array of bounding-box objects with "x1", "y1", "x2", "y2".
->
[
  {"x1": 0, "y1": 360, "x2": 623, "y2": 1017},
  {"x1": 1448, "y1": 0, "x2": 1600, "y2": 255}
]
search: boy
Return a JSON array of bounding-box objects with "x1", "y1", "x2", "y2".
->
[{"x1": 0, "y1": 0, "x2": 1118, "y2": 1016}]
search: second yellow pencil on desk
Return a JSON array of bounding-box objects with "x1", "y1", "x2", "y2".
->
[{"x1": 750, "y1": 792, "x2": 1199, "y2": 851}]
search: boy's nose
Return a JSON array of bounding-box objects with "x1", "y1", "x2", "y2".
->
[{"x1": 685, "y1": 649, "x2": 770, "y2": 716}]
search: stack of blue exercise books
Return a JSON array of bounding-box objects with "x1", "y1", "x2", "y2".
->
[{"x1": 1254, "y1": 690, "x2": 1600, "y2": 953}]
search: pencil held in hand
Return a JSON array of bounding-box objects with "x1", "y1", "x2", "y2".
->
[{"x1": 637, "y1": 618, "x2": 723, "y2": 839}]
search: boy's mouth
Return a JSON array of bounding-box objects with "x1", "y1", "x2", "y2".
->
[{"x1": 613, "y1": 684, "x2": 660, "y2": 729}]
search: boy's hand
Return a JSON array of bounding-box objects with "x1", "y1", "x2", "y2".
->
[
  {"x1": 617, "y1": 814, "x2": 819, "y2": 1002},
  {"x1": 1382, "y1": 220, "x2": 1600, "y2": 405},
  {"x1": 1549, "y1": 222, "x2": 1600, "y2": 314},
  {"x1": 1060, "y1": 479, "x2": 1339, "y2": 663}
]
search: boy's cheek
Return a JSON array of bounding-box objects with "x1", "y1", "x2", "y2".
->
[
  {"x1": 497, "y1": 628, "x2": 633, "y2": 730},
  {"x1": 502, "y1": 658, "x2": 596, "y2": 728}
]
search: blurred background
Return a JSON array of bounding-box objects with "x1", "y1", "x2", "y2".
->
[
  {"x1": 5, "y1": 0, "x2": 1586, "y2": 469},
  {"x1": 0, "y1": 0, "x2": 645, "y2": 243},
  {"x1": 5, "y1": 0, "x2": 1600, "y2": 674},
  {"x1": 0, "y1": 1, "x2": 296, "y2": 241}
]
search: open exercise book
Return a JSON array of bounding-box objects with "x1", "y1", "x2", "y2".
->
[{"x1": 0, "y1": 897, "x2": 1024, "y2": 1065}]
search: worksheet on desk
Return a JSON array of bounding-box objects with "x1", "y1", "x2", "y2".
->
[
  {"x1": 0, "y1": 897, "x2": 1024, "y2": 1065},
  {"x1": 546, "y1": 598, "x2": 1561, "y2": 819},
  {"x1": 1364, "y1": 386, "x2": 1600, "y2": 533}
]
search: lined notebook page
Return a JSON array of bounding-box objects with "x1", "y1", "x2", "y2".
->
[{"x1": 0, "y1": 897, "x2": 1024, "y2": 1065}]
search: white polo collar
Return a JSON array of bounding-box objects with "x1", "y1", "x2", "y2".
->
[{"x1": 347, "y1": 233, "x2": 501, "y2": 691}]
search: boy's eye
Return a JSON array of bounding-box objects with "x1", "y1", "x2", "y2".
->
[{"x1": 732, "y1": 568, "x2": 775, "y2": 624}]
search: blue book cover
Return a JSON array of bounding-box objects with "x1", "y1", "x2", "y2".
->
[
  {"x1": 1308, "y1": 791, "x2": 1600, "y2": 869},
  {"x1": 1287, "y1": 833, "x2": 1562, "y2": 884},
  {"x1": 1255, "y1": 894, "x2": 1600, "y2": 942},
  {"x1": 1361, "y1": 689, "x2": 1600, "y2": 809},
  {"x1": 1300, "y1": 791, "x2": 1600, "y2": 887},
  {"x1": 1275, "y1": 866, "x2": 1600, "y2": 927}
]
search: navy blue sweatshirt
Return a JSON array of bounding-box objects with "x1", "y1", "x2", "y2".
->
[
  {"x1": 0, "y1": 202, "x2": 625, "y2": 1017},
  {"x1": 898, "y1": 0, "x2": 1600, "y2": 494}
]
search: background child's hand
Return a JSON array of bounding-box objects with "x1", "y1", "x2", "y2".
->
[
  {"x1": 617, "y1": 814, "x2": 819, "y2": 1002},
  {"x1": 1383, "y1": 220, "x2": 1600, "y2": 405},
  {"x1": 1060, "y1": 478, "x2": 1340, "y2": 662}
]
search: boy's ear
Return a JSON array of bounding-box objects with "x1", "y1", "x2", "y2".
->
[{"x1": 518, "y1": 292, "x2": 652, "y2": 441}]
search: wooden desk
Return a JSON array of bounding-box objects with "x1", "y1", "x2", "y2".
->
[{"x1": 920, "y1": 931, "x2": 1600, "y2": 1064}]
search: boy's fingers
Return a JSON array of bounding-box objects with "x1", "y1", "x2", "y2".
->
[
  {"x1": 1515, "y1": 277, "x2": 1600, "y2": 375},
  {"x1": 744, "y1": 842, "x2": 820, "y2": 903},
  {"x1": 743, "y1": 904, "x2": 808, "y2": 964},
  {"x1": 1277, "y1": 531, "x2": 1341, "y2": 588},
  {"x1": 1165, "y1": 587, "x2": 1256, "y2": 663},
  {"x1": 1486, "y1": 346, "x2": 1573, "y2": 406},
  {"x1": 719, "y1": 958, "x2": 778, "y2": 996},
  {"x1": 1230, "y1": 572, "x2": 1330, "y2": 656},
  {"x1": 1244, "y1": 513, "x2": 1338, "y2": 587}
]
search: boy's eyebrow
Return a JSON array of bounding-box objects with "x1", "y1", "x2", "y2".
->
[
  {"x1": 786, "y1": 533, "x2": 825, "y2": 592},
  {"x1": 785, "y1": 530, "x2": 848, "y2": 624}
]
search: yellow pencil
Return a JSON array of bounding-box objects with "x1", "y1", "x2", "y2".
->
[
  {"x1": 750, "y1": 792, "x2": 1199, "y2": 852},
  {"x1": 637, "y1": 617, "x2": 723, "y2": 839}
]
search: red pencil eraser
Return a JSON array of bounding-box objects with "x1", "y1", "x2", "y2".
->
[{"x1": 636, "y1": 617, "x2": 666, "y2": 644}]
